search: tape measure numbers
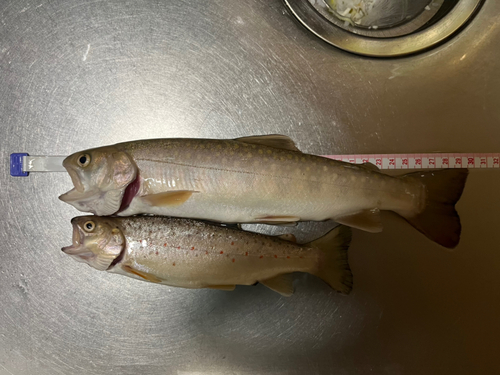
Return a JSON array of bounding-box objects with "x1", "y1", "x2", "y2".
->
[{"x1": 323, "y1": 153, "x2": 500, "y2": 169}]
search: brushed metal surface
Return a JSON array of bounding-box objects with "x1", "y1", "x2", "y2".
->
[
  {"x1": 1, "y1": 0, "x2": 499, "y2": 374},
  {"x1": 285, "y1": 0, "x2": 485, "y2": 56}
]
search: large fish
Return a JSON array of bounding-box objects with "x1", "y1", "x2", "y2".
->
[
  {"x1": 62, "y1": 216, "x2": 353, "y2": 295},
  {"x1": 59, "y1": 135, "x2": 468, "y2": 248}
]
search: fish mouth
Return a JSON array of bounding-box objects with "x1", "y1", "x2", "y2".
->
[
  {"x1": 61, "y1": 220, "x2": 84, "y2": 254},
  {"x1": 63, "y1": 163, "x2": 85, "y2": 193},
  {"x1": 58, "y1": 187, "x2": 97, "y2": 204},
  {"x1": 62, "y1": 158, "x2": 85, "y2": 193}
]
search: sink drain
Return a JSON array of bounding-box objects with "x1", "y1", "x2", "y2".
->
[{"x1": 284, "y1": 0, "x2": 484, "y2": 56}]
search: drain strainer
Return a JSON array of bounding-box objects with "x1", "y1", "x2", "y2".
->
[{"x1": 284, "y1": 0, "x2": 484, "y2": 56}]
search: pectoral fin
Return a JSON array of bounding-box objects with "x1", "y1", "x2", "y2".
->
[
  {"x1": 142, "y1": 190, "x2": 197, "y2": 207},
  {"x1": 259, "y1": 274, "x2": 294, "y2": 297},
  {"x1": 235, "y1": 134, "x2": 301, "y2": 152},
  {"x1": 122, "y1": 265, "x2": 162, "y2": 283},
  {"x1": 335, "y1": 209, "x2": 383, "y2": 233},
  {"x1": 207, "y1": 285, "x2": 236, "y2": 291}
]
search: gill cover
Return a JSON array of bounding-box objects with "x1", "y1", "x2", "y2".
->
[{"x1": 59, "y1": 147, "x2": 137, "y2": 215}]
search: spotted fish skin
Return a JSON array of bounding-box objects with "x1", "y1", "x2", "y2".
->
[
  {"x1": 111, "y1": 216, "x2": 317, "y2": 288},
  {"x1": 115, "y1": 138, "x2": 421, "y2": 221},
  {"x1": 62, "y1": 216, "x2": 353, "y2": 295}
]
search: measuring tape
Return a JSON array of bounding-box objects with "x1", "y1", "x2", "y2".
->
[
  {"x1": 323, "y1": 153, "x2": 500, "y2": 169},
  {"x1": 10, "y1": 152, "x2": 500, "y2": 176}
]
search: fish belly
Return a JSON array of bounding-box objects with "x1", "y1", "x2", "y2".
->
[{"x1": 113, "y1": 243, "x2": 318, "y2": 289}]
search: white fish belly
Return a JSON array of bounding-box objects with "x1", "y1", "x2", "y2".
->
[{"x1": 115, "y1": 248, "x2": 318, "y2": 288}]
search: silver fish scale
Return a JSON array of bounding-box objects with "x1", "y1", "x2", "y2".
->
[{"x1": 114, "y1": 138, "x2": 418, "y2": 224}]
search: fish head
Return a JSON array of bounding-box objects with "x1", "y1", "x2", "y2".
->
[
  {"x1": 62, "y1": 216, "x2": 125, "y2": 271},
  {"x1": 59, "y1": 146, "x2": 137, "y2": 215}
]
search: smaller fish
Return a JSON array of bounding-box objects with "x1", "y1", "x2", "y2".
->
[{"x1": 62, "y1": 216, "x2": 353, "y2": 296}]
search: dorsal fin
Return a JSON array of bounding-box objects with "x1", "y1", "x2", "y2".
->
[
  {"x1": 360, "y1": 162, "x2": 379, "y2": 171},
  {"x1": 235, "y1": 135, "x2": 301, "y2": 152}
]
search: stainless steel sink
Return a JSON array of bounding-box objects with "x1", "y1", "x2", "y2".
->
[
  {"x1": 285, "y1": 0, "x2": 484, "y2": 56},
  {"x1": 1, "y1": 0, "x2": 499, "y2": 374}
]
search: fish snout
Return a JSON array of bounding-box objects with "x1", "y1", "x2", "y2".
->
[
  {"x1": 63, "y1": 163, "x2": 85, "y2": 193},
  {"x1": 62, "y1": 221, "x2": 86, "y2": 253}
]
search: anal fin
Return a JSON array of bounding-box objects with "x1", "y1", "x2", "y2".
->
[
  {"x1": 259, "y1": 274, "x2": 294, "y2": 297},
  {"x1": 335, "y1": 209, "x2": 383, "y2": 233}
]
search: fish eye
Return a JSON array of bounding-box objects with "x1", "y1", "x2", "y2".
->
[
  {"x1": 77, "y1": 154, "x2": 91, "y2": 168},
  {"x1": 83, "y1": 221, "x2": 95, "y2": 232}
]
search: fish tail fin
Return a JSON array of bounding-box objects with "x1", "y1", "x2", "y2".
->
[
  {"x1": 397, "y1": 169, "x2": 469, "y2": 249},
  {"x1": 308, "y1": 225, "x2": 353, "y2": 294}
]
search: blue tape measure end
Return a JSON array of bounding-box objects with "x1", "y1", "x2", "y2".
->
[{"x1": 10, "y1": 153, "x2": 29, "y2": 177}]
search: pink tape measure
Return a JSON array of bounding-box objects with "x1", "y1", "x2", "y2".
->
[{"x1": 322, "y1": 153, "x2": 500, "y2": 169}]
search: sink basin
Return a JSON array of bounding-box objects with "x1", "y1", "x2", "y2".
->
[
  {"x1": 0, "y1": 0, "x2": 499, "y2": 374},
  {"x1": 285, "y1": 0, "x2": 484, "y2": 56}
]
